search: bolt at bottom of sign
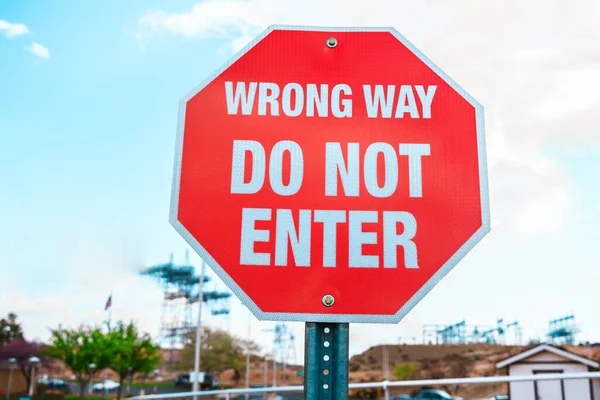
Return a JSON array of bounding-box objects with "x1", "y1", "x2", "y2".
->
[{"x1": 322, "y1": 294, "x2": 335, "y2": 307}]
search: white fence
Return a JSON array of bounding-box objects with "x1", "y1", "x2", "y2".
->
[{"x1": 130, "y1": 371, "x2": 600, "y2": 399}]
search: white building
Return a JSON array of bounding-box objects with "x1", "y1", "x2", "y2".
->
[{"x1": 496, "y1": 343, "x2": 600, "y2": 400}]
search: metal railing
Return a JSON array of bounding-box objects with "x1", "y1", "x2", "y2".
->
[{"x1": 130, "y1": 371, "x2": 600, "y2": 399}]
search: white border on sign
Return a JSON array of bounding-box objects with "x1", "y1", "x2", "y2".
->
[{"x1": 170, "y1": 24, "x2": 491, "y2": 324}]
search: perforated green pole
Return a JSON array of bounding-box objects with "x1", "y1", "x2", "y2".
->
[{"x1": 304, "y1": 323, "x2": 349, "y2": 400}]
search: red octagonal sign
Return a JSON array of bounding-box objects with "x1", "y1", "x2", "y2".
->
[{"x1": 170, "y1": 26, "x2": 490, "y2": 323}]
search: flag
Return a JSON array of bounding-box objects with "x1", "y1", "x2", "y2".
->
[{"x1": 105, "y1": 295, "x2": 112, "y2": 310}]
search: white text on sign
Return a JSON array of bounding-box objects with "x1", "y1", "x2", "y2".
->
[
  {"x1": 230, "y1": 141, "x2": 430, "y2": 198},
  {"x1": 239, "y1": 209, "x2": 419, "y2": 269},
  {"x1": 230, "y1": 140, "x2": 429, "y2": 269},
  {"x1": 225, "y1": 82, "x2": 437, "y2": 118}
]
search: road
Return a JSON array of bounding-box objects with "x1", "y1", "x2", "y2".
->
[
  {"x1": 70, "y1": 384, "x2": 305, "y2": 399},
  {"x1": 70, "y1": 384, "x2": 368, "y2": 399},
  {"x1": 70, "y1": 384, "x2": 190, "y2": 397}
]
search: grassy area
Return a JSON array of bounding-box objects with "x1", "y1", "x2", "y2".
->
[
  {"x1": 129, "y1": 382, "x2": 174, "y2": 388},
  {"x1": 66, "y1": 396, "x2": 99, "y2": 400},
  {"x1": 86, "y1": 381, "x2": 173, "y2": 388},
  {"x1": 26, "y1": 396, "x2": 143, "y2": 400},
  {"x1": 18, "y1": 397, "x2": 103, "y2": 400}
]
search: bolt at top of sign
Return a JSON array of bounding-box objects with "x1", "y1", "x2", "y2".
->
[
  {"x1": 170, "y1": 25, "x2": 490, "y2": 324},
  {"x1": 326, "y1": 37, "x2": 338, "y2": 48}
]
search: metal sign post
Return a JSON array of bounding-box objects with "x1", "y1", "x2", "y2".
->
[{"x1": 304, "y1": 323, "x2": 349, "y2": 400}]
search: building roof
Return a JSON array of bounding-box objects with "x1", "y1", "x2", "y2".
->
[{"x1": 496, "y1": 344, "x2": 599, "y2": 369}]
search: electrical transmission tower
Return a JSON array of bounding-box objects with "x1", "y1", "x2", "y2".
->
[
  {"x1": 547, "y1": 314, "x2": 579, "y2": 345},
  {"x1": 263, "y1": 323, "x2": 297, "y2": 386},
  {"x1": 423, "y1": 321, "x2": 467, "y2": 344},
  {"x1": 140, "y1": 251, "x2": 232, "y2": 361}
]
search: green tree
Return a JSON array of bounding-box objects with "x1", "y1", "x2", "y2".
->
[
  {"x1": 181, "y1": 327, "x2": 259, "y2": 384},
  {"x1": 105, "y1": 321, "x2": 161, "y2": 400},
  {"x1": 0, "y1": 312, "x2": 24, "y2": 351},
  {"x1": 394, "y1": 363, "x2": 417, "y2": 380},
  {"x1": 45, "y1": 326, "x2": 111, "y2": 400}
]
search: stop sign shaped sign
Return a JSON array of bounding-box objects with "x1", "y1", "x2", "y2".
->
[{"x1": 171, "y1": 26, "x2": 490, "y2": 323}]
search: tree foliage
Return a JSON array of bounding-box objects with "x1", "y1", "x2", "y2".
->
[
  {"x1": 181, "y1": 327, "x2": 259, "y2": 382},
  {"x1": 394, "y1": 363, "x2": 418, "y2": 380},
  {"x1": 0, "y1": 312, "x2": 24, "y2": 350},
  {"x1": 45, "y1": 326, "x2": 111, "y2": 400},
  {"x1": 105, "y1": 321, "x2": 161, "y2": 400},
  {"x1": 0, "y1": 339, "x2": 46, "y2": 390},
  {"x1": 0, "y1": 317, "x2": 161, "y2": 399}
]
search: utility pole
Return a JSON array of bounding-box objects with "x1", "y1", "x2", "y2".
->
[
  {"x1": 6, "y1": 358, "x2": 16, "y2": 400},
  {"x1": 282, "y1": 352, "x2": 287, "y2": 385},
  {"x1": 383, "y1": 344, "x2": 389, "y2": 379},
  {"x1": 383, "y1": 344, "x2": 390, "y2": 399},
  {"x1": 245, "y1": 311, "x2": 251, "y2": 400},
  {"x1": 192, "y1": 260, "x2": 206, "y2": 400},
  {"x1": 263, "y1": 355, "x2": 268, "y2": 400},
  {"x1": 88, "y1": 363, "x2": 96, "y2": 395},
  {"x1": 272, "y1": 349, "x2": 277, "y2": 387},
  {"x1": 28, "y1": 357, "x2": 40, "y2": 397},
  {"x1": 263, "y1": 357, "x2": 268, "y2": 387}
]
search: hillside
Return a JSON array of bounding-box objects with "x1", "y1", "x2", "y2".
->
[
  {"x1": 350, "y1": 343, "x2": 523, "y2": 372},
  {"x1": 346, "y1": 343, "x2": 600, "y2": 399}
]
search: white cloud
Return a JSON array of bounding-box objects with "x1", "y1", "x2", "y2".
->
[
  {"x1": 0, "y1": 19, "x2": 50, "y2": 60},
  {"x1": 0, "y1": 19, "x2": 30, "y2": 38},
  {"x1": 136, "y1": 0, "x2": 600, "y2": 235},
  {"x1": 137, "y1": 0, "x2": 256, "y2": 41},
  {"x1": 25, "y1": 41, "x2": 50, "y2": 59}
]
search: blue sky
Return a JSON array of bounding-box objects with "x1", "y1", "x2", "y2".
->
[{"x1": 2, "y1": 0, "x2": 600, "y2": 361}]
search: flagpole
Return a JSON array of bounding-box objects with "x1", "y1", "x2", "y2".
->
[
  {"x1": 107, "y1": 291, "x2": 113, "y2": 331},
  {"x1": 245, "y1": 310, "x2": 251, "y2": 400}
]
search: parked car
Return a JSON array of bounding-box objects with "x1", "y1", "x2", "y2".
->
[
  {"x1": 174, "y1": 372, "x2": 216, "y2": 390},
  {"x1": 92, "y1": 379, "x2": 120, "y2": 393},
  {"x1": 472, "y1": 396, "x2": 508, "y2": 400},
  {"x1": 488, "y1": 396, "x2": 509, "y2": 400},
  {"x1": 47, "y1": 378, "x2": 69, "y2": 390}
]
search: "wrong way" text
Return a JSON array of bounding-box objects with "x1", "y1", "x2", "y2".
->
[{"x1": 224, "y1": 81, "x2": 437, "y2": 119}]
